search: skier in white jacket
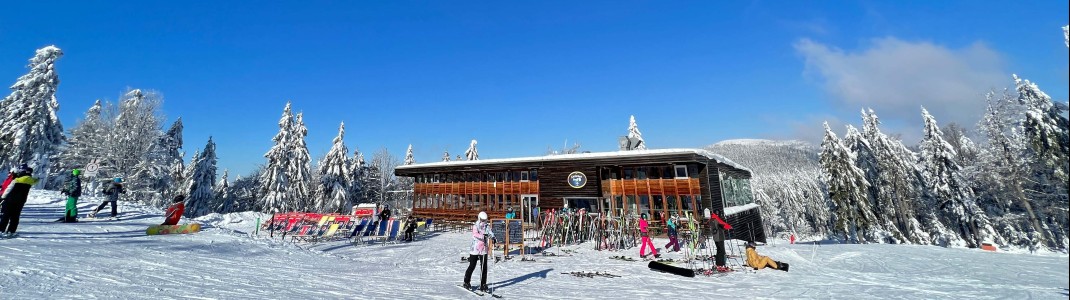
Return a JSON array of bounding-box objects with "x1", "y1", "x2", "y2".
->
[{"x1": 463, "y1": 211, "x2": 494, "y2": 292}]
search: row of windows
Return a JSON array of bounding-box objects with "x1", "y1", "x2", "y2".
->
[
  {"x1": 719, "y1": 171, "x2": 754, "y2": 207},
  {"x1": 416, "y1": 170, "x2": 538, "y2": 183},
  {"x1": 601, "y1": 164, "x2": 701, "y2": 180}
]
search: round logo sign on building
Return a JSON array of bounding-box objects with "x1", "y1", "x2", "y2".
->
[{"x1": 567, "y1": 171, "x2": 587, "y2": 189}]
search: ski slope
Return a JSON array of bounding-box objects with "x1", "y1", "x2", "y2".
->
[{"x1": 2, "y1": 190, "x2": 1067, "y2": 299}]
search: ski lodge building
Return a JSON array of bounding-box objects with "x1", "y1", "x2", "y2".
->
[{"x1": 394, "y1": 148, "x2": 766, "y2": 242}]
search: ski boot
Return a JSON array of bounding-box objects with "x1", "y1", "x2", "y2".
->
[
  {"x1": 478, "y1": 284, "x2": 490, "y2": 293},
  {"x1": 462, "y1": 283, "x2": 472, "y2": 290},
  {"x1": 776, "y1": 261, "x2": 790, "y2": 272}
]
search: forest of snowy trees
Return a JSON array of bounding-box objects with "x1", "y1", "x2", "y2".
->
[
  {"x1": 710, "y1": 74, "x2": 1068, "y2": 252},
  {"x1": 0, "y1": 46, "x2": 418, "y2": 219}
]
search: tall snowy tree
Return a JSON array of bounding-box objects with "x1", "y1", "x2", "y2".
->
[
  {"x1": 258, "y1": 103, "x2": 296, "y2": 212},
  {"x1": 371, "y1": 147, "x2": 400, "y2": 208},
  {"x1": 215, "y1": 169, "x2": 237, "y2": 213},
  {"x1": 0, "y1": 46, "x2": 65, "y2": 185},
  {"x1": 626, "y1": 115, "x2": 647, "y2": 150},
  {"x1": 349, "y1": 148, "x2": 366, "y2": 206},
  {"x1": 51, "y1": 100, "x2": 107, "y2": 190},
  {"x1": 289, "y1": 112, "x2": 314, "y2": 211},
  {"x1": 919, "y1": 107, "x2": 997, "y2": 248},
  {"x1": 315, "y1": 122, "x2": 350, "y2": 213},
  {"x1": 134, "y1": 117, "x2": 185, "y2": 207},
  {"x1": 820, "y1": 122, "x2": 875, "y2": 242},
  {"x1": 861, "y1": 109, "x2": 928, "y2": 244},
  {"x1": 184, "y1": 137, "x2": 217, "y2": 218},
  {"x1": 404, "y1": 144, "x2": 415, "y2": 165},
  {"x1": 843, "y1": 124, "x2": 896, "y2": 243},
  {"x1": 820, "y1": 122, "x2": 876, "y2": 243},
  {"x1": 1013, "y1": 75, "x2": 1068, "y2": 249},
  {"x1": 100, "y1": 89, "x2": 167, "y2": 203},
  {"x1": 465, "y1": 139, "x2": 479, "y2": 161}
]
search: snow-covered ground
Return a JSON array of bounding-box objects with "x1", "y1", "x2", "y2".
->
[{"x1": 2, "y1": 190, "x2": 1068, "y2": 299}]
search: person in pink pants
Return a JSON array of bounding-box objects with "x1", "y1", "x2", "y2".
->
[{"x1": 639, "y1": 213, "x2": 660, "y2": 258}]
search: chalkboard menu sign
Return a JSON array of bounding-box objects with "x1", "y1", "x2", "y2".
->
[
  {"x1": 507, "y1": 220, "x2": 523, "y2": 244},
  {"x1": 491, "y1": 220, "x2": 506, "y2": 243},
  {"x1": 489, "y1": 219, "x2": 524, "y2": 244}
]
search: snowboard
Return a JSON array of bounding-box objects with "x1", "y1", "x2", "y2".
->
[{"x1": 146, "y1": 223, "x2": 202, "y2": 235}]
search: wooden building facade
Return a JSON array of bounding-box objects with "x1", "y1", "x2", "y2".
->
[{"x1": 394, "y1": 148, "x2": 766, "y2": 242}]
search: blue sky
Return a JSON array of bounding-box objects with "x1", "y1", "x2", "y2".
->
[{"x1": 2, "y1": 1, "x2": 1067, "y2": 176}]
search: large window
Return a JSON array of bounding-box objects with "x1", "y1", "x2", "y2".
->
[{"x1": 719, "y1": 171, "x2": 754, "y2": 208}]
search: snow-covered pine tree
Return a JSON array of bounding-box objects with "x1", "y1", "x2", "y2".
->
[
  {"x1": 1013, "y1": 75, "x2": 1068, "y2": 249},
  {"x1": 0, "y1": 46, "x2": 65, "y2": 185},
  {"x1": 348, "y1": 148, "x2": 366, "y2": 206},
  {"x1": 258, "y1": 102, "x2": 296, "y2": 212},
  {"x1": 315, "y1": 122, "x2": 350, "y2": 213},
  {"x1": 290, "y1": 113, "x2": 314, "y2": 211},
  {"x1": 405, "y1": 144, "x2": 415, "y2": 165},
  {"x1": 841, "y1": 125, "x2": 883, "y2": 242},
  {"x1": 184, "y1": 137, "x2": 217, "y2": 217},
  {"x1": 819, "y1": 122, "x2": 873, "y2": 243},
  {"x1": 465, "y1": 140, "x2": 478, "y2": 161},
  {"x1": 627, "y1": 115, "x2": 647, "y2": 150},
  {"x1": 231, "y1": 171, "x2": 261, "y2": 214},
  {"x1": 919, "y1": 107, "x2": 998, "y2": 248},
  {"x1": 442, "y1": 149, "x2": 451, "y2": 162},
  {"x1": 862, "y1": 109, "x2": 928, "y2": 244},
  {"x1": 844, "y1": 124, "x2": 896, "y2": 243},
  {"x1": 215, "y1": 169, "x2": 237, "y2": 213}
]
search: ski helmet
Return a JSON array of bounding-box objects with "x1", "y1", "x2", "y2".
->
[
  {"x1": 478, "y1": 211, "x2": 488, "y2": 220},
  {"x1": 72, "y1": 169, "x2": 81, "y2": 176},
  {"x1": 173, "y1": 195, "x2": 186, "y2": 203},
  {"x1": 114, "y1": 177, "x2": 122, "y2": 183}
]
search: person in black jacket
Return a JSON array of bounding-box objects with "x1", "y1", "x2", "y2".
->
[
  {"x1": 57, "y1": 169, "x2": 83, "y2": 223},
  {"x1": 89, "y1": 177, "x2": 125, "y2": 219},
  {"x1": 0, "y1": 166, "x2": 37, "y2": 238}
]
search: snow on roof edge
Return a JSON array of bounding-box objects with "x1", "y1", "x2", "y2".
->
[{"x1": 396, "y1": 148, "x2": 752, "y2": 173}]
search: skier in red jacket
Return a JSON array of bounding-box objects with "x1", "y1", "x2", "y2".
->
[{"x1": 162, "y1": 195, "x2": 186, "y2": 226}]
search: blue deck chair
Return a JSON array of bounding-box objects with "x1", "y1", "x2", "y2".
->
[
  {"x1": 347, "y1": 218, "x2": 369, "y2": 240},
  {"x1": 383, "y1": 219, "x2": 402, "y2": 245}
]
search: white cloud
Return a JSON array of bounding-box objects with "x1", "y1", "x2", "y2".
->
[{"x1": 794, "y1": 37, "x2": 1008, "y2": 141}]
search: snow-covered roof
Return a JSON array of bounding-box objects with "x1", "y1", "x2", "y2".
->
[
  {"x1": 396, "y1": 148, "x2": 752, "y2": 173},
  {"x1": 724, "y1": 203, "x2": 760, "y2": 216}
]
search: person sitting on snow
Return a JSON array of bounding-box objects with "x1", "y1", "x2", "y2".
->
[
  {"x1": 745, "y1": 241, "x2": 789, "y2": 272},
  {"x1": 162, "y1": 195, "x2": 186, "y2": 226}
]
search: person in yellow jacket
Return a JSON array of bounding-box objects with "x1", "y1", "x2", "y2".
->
[{"x1": 745, "y1": 241, "x2": 789, "y2": 272}]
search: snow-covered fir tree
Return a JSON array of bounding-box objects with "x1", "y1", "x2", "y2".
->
[
  {"x1": 626, "y1": 115, "x2": 646, "y2": 150},
  {"x1": 215, "y1": 169, "x2": 237, "y2": 213},
  {"x1": 861, "y1": 109, "x2": 928, "y2": 244},
  {"x1": 258, "y1": 102, "x2": 296, "y2": 212},
  {"x1": 405, "y1": 144, "x2": 415, "y2": 165},
  {"x1": 819, "y1": 122, "x2": 874, "y2": 243},
  {"x1": 843, "y1": 124, "x2": 896, "y2": 243},
  {"x1": 465, "y1": 139, "x2": 478, "y2": 161},
  {"x1": 349, "y1": 148, "x2": 366, "y2": 206},
  {"x1": 1013, "y1": 75, "x2": 1068, "y2": 249},
  {"x1": 919, "y1": 107, "x2": 997, "y2": 247},
  {"x1": 289, "y1": 112, "x2": 314, "y2": 211},
  {"x1": 184, "y1": 137, "x2": 217, "y2": 218},
  {"x1": 315, "y1": 122, "x2": 350, "y2": 213},
  {"x1": 0, "y1": 46, "x2": 65, "y2": 184}
]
